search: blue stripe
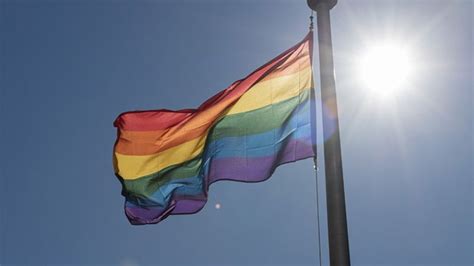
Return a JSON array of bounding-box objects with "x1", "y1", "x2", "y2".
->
[
  {"x1": 140, "y1": 127, "x2": 311, "y2": 207},
  {"x1": 206, "y1": 99, "x2": 311, "y2": 158},
  {"x1": 127, "y1": 98, "x2": 314, "y2": 207}
]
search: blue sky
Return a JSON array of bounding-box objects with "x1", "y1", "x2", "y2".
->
[{"x1": 1, "y1": 0, "x2": 472, "y2": 265}]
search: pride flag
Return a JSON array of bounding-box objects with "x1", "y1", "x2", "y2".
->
[{"x1": 113, "y1": 32, "x2": 316, "y2": 225}]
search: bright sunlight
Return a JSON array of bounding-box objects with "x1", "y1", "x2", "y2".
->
[{"x1": 357, "y1": 42, "x2": 415, "y2": 98}]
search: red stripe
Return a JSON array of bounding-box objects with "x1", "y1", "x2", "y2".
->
[{"x1": 114, "y1": 32, "x2": 313, "y2": 131}]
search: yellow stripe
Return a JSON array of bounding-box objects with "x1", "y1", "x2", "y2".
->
[
  {"x1": 115, "y1": 134, "x2": 207, "y2": 180},
  {"x1": 226, "y1": 66, "x2": 312, "y2": 115},
  {"x1": 115, "y1": 67, "x2": 312, "y2": 180}
]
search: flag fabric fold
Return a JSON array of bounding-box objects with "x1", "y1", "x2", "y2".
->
[{"x1": 113, "y1": 32, "x2": 316, "y2": 225}]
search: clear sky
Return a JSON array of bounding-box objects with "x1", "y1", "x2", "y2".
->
[{"x1": 1, "y1": 0, "x2": 472, "y2": 265}]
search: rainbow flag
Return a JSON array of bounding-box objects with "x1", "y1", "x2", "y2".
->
[{"x1": 113, "y1": 32, "x2": 316, "y2": 225}]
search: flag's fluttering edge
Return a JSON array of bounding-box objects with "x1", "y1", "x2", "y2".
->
[{"x1": 113, "y1": 32, "x2": 316, "y2": 225}]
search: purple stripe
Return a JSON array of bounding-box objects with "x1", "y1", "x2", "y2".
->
[
  {"x1": 125, "y1": 137, "x2": 314, "y2": 224},
  {"x1": 163, "y1": 138, "x2": 314, "y2": 218},
  {"x1": 209, "y1": 138, "x2": 314, "y2": 183},
  {"x1": 125, "y1": 198, "x2": 207, "y2": 224},
  {"x1": 125, "y1": 203, "x2": 175, "y2": 225},
  {"x1": 172, "y1": 198, "x2": 206, "y2": 214}
]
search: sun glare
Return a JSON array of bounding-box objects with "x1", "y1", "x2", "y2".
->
[{"x1": 357, "y1": 43, "x2": 415, "y2": 99}]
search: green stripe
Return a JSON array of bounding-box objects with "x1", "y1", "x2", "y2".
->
[
  {"x1": 121, "y1": 89, "x2": 310, "y2": 194},
  {"x1": 209, "y1": 89, "x2": 310, "y2": 141},
  {"x1": 123, "y1": 156, "x2": 202, "y2": 199}
]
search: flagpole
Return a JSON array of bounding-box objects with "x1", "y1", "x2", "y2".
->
[{"x1": 306, "y1": 0, "x2": 351, "y2": 265}]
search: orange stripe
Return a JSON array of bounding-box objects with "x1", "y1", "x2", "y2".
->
[
  {"x1": 114, "y1": 37, "x2": 312, "y2": 156},
  {"x1": 263, "y1": 47, "x2": 310, "y2": 81},
  {"x1": 116, "y1": 125, "x2": 208, "y2": 155},
  {"x1": 115, "y1": 84, "x2": 242, "y2": 155},
  {"x1": 115, "y1": 67, "x2": 312, "y2": 155},
  {"x1": 114, "y1": 43, "x2": 310, "y2": 132}
]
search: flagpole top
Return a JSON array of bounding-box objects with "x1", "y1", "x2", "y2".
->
[{"x1": 307, "y1": 0, "x2": 337, "y2": 11}]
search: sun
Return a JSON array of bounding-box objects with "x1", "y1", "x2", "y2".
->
[{"x1": 357, "y1": 42, "x2": 415, "y2": 99}]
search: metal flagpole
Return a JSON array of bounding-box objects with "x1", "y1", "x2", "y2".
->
[{"x1": 306, "y1": 0, "x2": 351, "y2": 265}]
